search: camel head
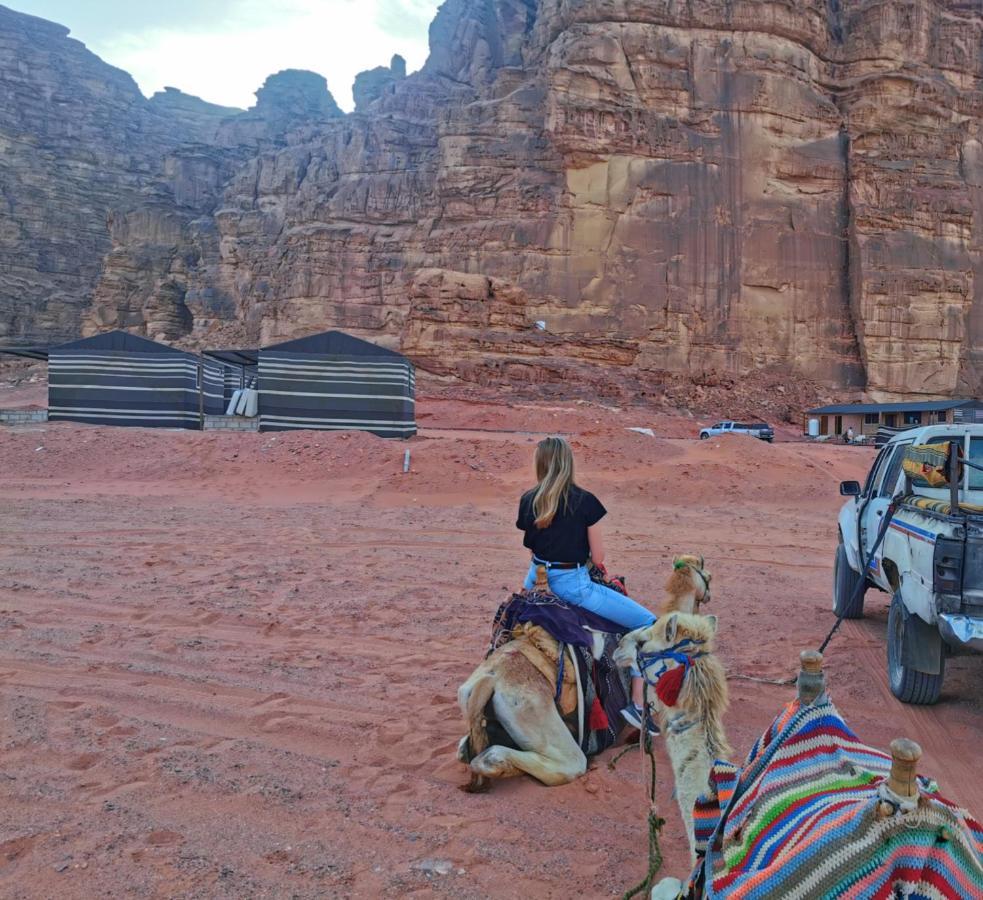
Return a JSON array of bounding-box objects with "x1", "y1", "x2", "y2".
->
[
  {"x1": 614, "y1": 611, "x2": 731, "y2": 756},
  {"x1": 663, "y1": 554, "x2": 712, "y2": 614},
  {"x1": 613, "y1": 611, "x2": 719, "y2": 674}
]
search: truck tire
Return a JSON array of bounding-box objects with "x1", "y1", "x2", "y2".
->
[
  {"x1": 887, "y1": 593, "x2": 944, "y2": 705},
  {"x1": 832, "y1": 542, "x2": 866, "y2": 619},
  {"x1": 700, "y1": 432, "x2": 709, "y2": 440}
]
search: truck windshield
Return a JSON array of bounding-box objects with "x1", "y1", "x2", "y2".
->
[{"x1": 970, "y1": 438, "x2": 983, "y2": 491}]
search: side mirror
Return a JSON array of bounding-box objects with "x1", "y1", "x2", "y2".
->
[{"x1": 840, "y1": 480, "x2": 861, "y2": 497}]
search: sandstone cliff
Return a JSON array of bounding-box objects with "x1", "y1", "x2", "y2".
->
[{"x1": 1, "y1": 1, "x2": 981, "y2": 401}]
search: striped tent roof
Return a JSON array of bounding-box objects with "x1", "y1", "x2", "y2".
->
[
  {"x1": 687, "y1": 697, "x2": 983, "y2": 898},
  {"x1": 264, "y1": 330, "x2": 403, "y2": 357},
  {"x1": 52, "y1": 330, "x2": 179, "y2": 354}
]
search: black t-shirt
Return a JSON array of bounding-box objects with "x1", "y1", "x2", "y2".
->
[{"x1": 516, "y1": 484, "x2": 607, "y2": 564}]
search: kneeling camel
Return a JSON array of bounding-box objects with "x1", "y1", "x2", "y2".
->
[{"x1": 458, "y1": 557, "x2": 711, "y2": 791}]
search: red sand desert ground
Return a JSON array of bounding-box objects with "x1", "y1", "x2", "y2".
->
[{"x1": 0, "y1": 393, "x2": 981, "y2": 898}]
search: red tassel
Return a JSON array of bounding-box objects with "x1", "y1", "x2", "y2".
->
[
  {"x1": 656, "y1": 666, "x2": 686, "y2": 707},
  {"x1": 588, "y1": 696, "x2": 609, "y2": 730}
]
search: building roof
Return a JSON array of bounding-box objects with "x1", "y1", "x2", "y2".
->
[
  {"x1": 51, "y1": 330, "x2": 183, "y2": 355},
  {"x1": 808, "y1": 400, "x2": 976, "y2": 415},
  {"x1": 262, "y1": 330, "x2": 404, "y2": 358}
]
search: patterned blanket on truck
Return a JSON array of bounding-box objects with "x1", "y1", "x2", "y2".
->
[
  {"x1": 489, "y1": 585, "x2": 630, "y2": 758},
  {"x1": 684, "y1": 696, "x2": 983, "y2": 899}
]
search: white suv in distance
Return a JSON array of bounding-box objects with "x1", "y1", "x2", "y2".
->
[{"x1": 699, "y1": 421, "x2": 774, "y2": 442}]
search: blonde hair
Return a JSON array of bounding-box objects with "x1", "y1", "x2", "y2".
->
[{"x1": 532, "y1": 436, "x2": 574, "y2": 528}]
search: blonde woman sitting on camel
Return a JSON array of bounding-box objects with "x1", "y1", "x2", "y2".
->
[{"x1": 516, "y1": 436, "x2": 657, "y2": 734}]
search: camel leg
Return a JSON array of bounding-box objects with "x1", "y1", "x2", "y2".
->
[{"x1": 469, "y1": 680, "x2": 586, "y2": 786}]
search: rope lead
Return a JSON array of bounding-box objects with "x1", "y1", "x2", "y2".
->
[
  {"x1": 621, "y1": 681, "x2": 665, "y2": 900},
  {"x1": 818, "y1": 501, "x2": 898, "y2": 654}
]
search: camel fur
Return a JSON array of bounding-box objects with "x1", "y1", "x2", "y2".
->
[
  {"x1": 660, "y1": 554, "x2": 711, "y2": 615},
  {"x1": 457, "y1": 631, "x2": 586, "y2": 791},
  {"x1": 614, "y1": 612, "x2": 731, "y2": 867}
]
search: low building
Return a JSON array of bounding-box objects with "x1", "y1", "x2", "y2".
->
[{"x1": 806, "y1": 400, "x2": 983, "y2": 440}]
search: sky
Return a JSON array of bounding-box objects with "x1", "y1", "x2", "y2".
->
[{"x1": 11, "y1": 0, "x2": 443, "y2": 111}]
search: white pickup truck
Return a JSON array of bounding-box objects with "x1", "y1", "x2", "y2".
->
[{"x1": 836, "y1": 424, "x2": 983, "y2": 704}]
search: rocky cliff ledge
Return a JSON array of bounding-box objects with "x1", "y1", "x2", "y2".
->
[{"x1": 1, "y1": 1, "x2": 981, "y2": 400}]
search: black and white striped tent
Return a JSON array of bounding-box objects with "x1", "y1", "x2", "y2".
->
[
  {"x1": 48, "y1": 330, "x2": 223, "y2": 429},
  {"x1": 257, "y1": 331, "x2": 416, "y2": 437}
]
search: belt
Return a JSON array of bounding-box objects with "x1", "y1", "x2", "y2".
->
[{"x1": 532, "y1": 557, "x2": 583, "y2": 570}]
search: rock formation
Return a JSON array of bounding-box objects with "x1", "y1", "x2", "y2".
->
[
  {"x1": 1, "y1": 1, "x2": 982, "y2": 400},
  {"x1": 353, "y1": 55, "x2": 407, "y2": 111}
]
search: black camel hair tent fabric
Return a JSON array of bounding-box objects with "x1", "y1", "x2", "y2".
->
[
  {"x1": 47, "y1": 330, "x2": 223, "y2": 429},
  {"x1": 257, "y1": 331, "x2": 416, "y2": 437}
]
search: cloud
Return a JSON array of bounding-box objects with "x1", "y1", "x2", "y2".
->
[
  {"x1": 82, "y1": 0, "x2": 442, "y2": 111},
  {"x1": 374, "y1": 0, "x2": 441, "y2": 40}
]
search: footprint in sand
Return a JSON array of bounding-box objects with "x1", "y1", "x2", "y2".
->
[
  {"x1": 146, "y1": 830, "x2": 183, "y2": 847},
  {"x1": 51, "y1": 700, "x2": 84, "y2": 710},
  {"x1": 375, "y1": 722, "x2": 410, "y2": 746},
  {"x1": 251, "y1": 692, "x2": 290, "y2": 708},
  {"x1": 249, "y1": 710, "x2": 309, "y2": 732},
  {"x1": 0, "y1": 835, "x2": 37, "y2": 862},
  {"x1": 67, "y1": 752, "x2": 101, "y2": 771},
  {"x1": 106, "y1": 725, "x2": 138, "y2": 737}
]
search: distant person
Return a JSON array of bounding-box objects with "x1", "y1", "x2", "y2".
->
[
  {"x1": 846, "y1": 426, "x2": 855, "y2": 444},
  {"x1": 516, "y1": 436, "x2": 657, "y2": 734}
]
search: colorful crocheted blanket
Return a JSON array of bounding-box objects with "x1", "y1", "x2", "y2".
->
[{"x1": 687, "y1": 696, "x2": 983, "y2": 899}]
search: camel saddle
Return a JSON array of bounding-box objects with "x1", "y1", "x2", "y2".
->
[
  {"x1": 505, "y1": 622, "x2": 578, "y2": 717},
  {"x1": 488, "y1": 579, "x2": 631, "y2": 757}
]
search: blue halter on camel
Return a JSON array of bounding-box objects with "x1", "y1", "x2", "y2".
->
[{"x1": 636, "y1": 637, "x2": 706, "y2": 707}]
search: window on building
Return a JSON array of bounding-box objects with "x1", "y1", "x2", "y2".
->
[
  {"x1": 884, "y1": 414, "x2": 897, "y2": 427},
  {"x1": 903, "y1": 411, "x2": 922, "y2": 425},
  {"x1": 834, "y1": 415, "x2": 843, "y2": 435},
  {"x1": 864, "y1": 413, "x2": 879, "y2": 425}
]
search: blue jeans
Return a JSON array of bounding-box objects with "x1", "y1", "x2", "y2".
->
[{"x1": 524, "y1": 562, "x2": 655, "y2": 631}]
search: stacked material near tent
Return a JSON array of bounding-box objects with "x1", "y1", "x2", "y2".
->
[
  {"x1": 48, "y1": 330, "x2": 222, "y2": 429},
  {"x1": 203, "y1": 349, "x2": 259, "y2": 410},
  {"x1": 258, "y1": 331, "x2": 416, "y2": 437}
]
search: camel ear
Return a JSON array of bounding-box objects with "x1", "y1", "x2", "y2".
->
[
  {"x1": 705, "y1": 614, "x2": 718, "y2": 634},
  {"x1": 664, "y1": 613, "x2": 679, "y2": 644},
  {"x1": 699, "y1": 554, "x2": 705, "y2": 569}
]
